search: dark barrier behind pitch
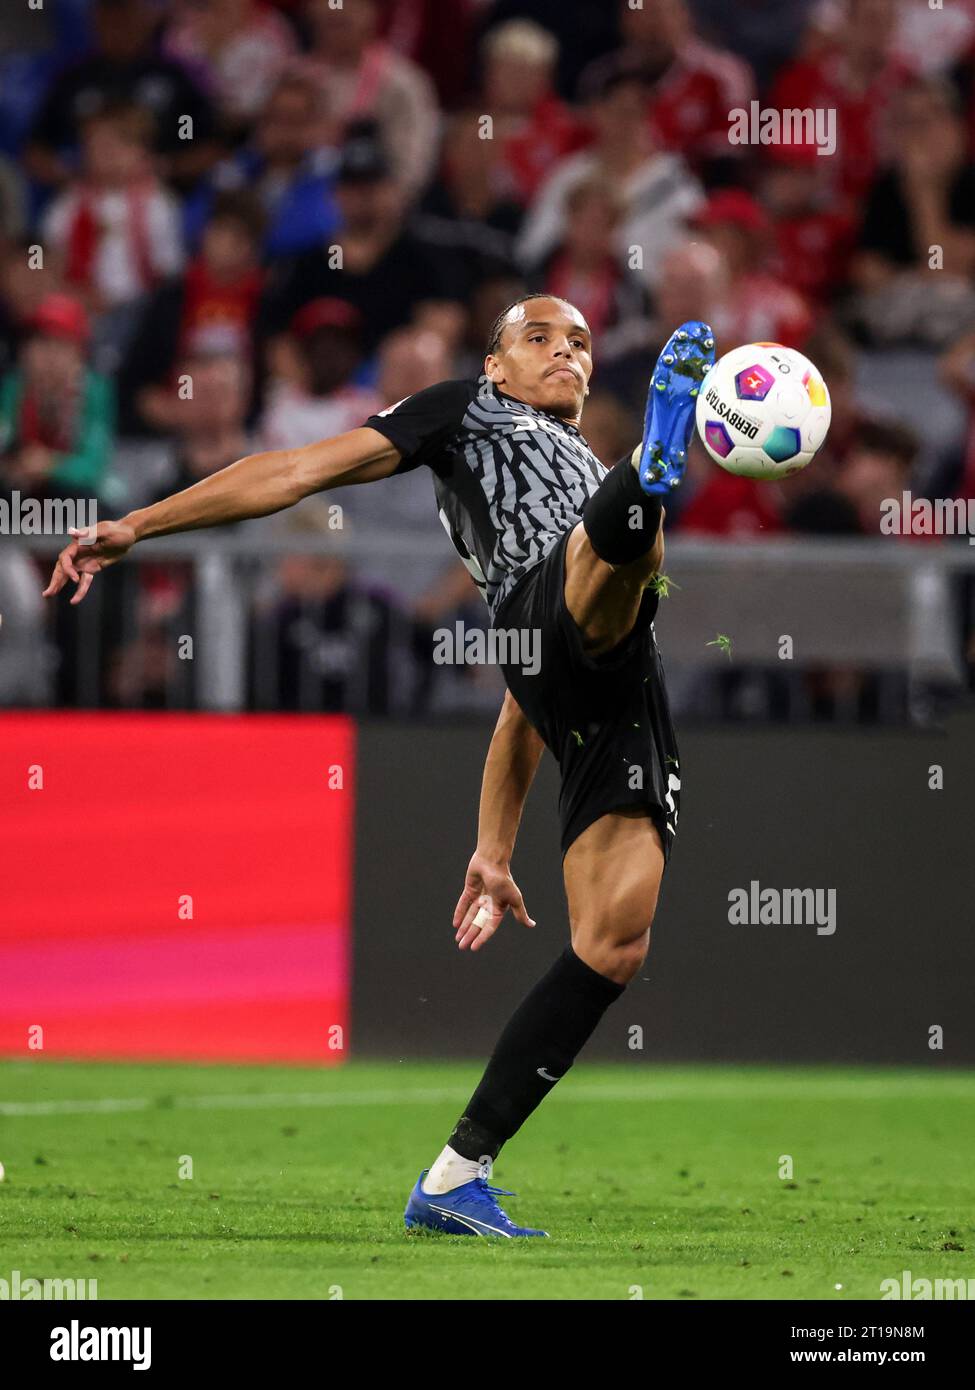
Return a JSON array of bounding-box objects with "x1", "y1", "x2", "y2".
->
[{"x1": 352, "y1": 716, "x2": 974, "y2": 1065}]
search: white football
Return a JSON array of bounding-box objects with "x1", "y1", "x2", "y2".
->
[{"x1": 695, "y1": 342, "x2": 831, "y2": 479}]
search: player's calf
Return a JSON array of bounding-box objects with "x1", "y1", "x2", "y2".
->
[
  {"x1": 570, "y1": 896, "x2": 654, "y2": 985},
  {"x1": 573, "y1": 919, "x2": 651, "y2": 987}
]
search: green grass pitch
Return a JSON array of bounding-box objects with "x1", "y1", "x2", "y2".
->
[{"x1": 1, "y1": 1060, "x2": 973, "y2": 1301}]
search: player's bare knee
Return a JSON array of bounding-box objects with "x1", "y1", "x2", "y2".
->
[
  {"x1": 574, "y1": 892, "x2": 654, "y2": 981},
  {"x1": 574, "y1": 926, "x2": 650, "y2": 986},
  {"x1": 613, "y1": 929, "x2": 651, "y2": 980}
]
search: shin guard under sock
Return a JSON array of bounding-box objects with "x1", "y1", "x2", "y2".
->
[
  {"x1": 448, "y1": 945, "x2": 625, "y2": 1161},
  {"x1": 582, "y1": 454, "x2": 662, "y2": 565}
]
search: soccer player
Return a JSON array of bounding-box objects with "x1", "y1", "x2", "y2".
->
[{"x1": 44, "y1": 296, "x2": 714, "y2": 1237}]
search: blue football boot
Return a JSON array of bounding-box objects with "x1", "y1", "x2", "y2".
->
[
  {"x1": 638, "y1": 320, "x2": 716, "y2": 494},
  {"x1": 404, "y1": 1170, "x2": 548, "y2": 1238}
]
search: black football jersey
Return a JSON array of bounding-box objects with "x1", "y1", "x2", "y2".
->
[{"x1": 364, "y1": 375, "x2": 608, "y2": 617}]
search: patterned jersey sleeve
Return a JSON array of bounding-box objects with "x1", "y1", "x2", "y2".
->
[{"x1": 362, "y1": 379, "x2": 474, "y2": 475}]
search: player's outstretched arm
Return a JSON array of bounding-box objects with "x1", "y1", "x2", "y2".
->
[
  {"x1": 454, "y1": 690, "x2": 544, "y2": 952},
  {"x1": 43, "y1": 427, "x2": 402, "y2": 605}
]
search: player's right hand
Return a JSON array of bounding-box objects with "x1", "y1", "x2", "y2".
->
[
  {"x1": 453, "y1": 852, "x2": 536, "y2": 952},
  {"x1": 43, "y1": 521, "x2": 137, "y2": 605}
]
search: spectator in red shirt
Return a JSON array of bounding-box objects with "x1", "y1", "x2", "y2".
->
[
  {"x1": 691, "y1": 189, "x2": 814, "y2": 349},
  {"x1": 118, "y1": 191, "x2": 266, "y2": 437},
  {"x1": 579, "y1": 0, "x2": 754, "y2": 179},
  {"x1": 42, "y1": 102, "x2": 184, "y2": 320},
  {"x1": 478, "y1": 19, "x2": 587, "y2": 206},
  {"x1": 769, "y1": 0, "x2": 913, "y2": 210},
  {"x1": 762, "y1": 140, "x2": 857, "y2": 305}
]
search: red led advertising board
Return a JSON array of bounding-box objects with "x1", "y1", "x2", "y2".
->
[{"x1": 0, "y1": 714, "x2": 353, "y2": 1063}]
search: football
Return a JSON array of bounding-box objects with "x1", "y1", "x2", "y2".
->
[{"x1": 695, "y1": 342, "x2": 831, "y2": 479}]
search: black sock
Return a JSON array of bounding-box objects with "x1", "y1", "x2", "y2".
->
[
  {"x1": 582, "y1": 454, "x2": 662, "y2": 565},
  {"x1": 448, "y1": 945, "x2": 625, "y2": 1162}
]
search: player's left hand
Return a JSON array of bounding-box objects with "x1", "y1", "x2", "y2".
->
[
  {"x1": 43, "y1": 521, "x2": 137, "y2": 604},
  {"x1": 453, "y1": 852, "x2": 536, "y2": 952}
]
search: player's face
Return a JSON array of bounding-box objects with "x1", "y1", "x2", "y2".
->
[{"x1": 486, "y1": 299, "x2": 593, "y2": 422}]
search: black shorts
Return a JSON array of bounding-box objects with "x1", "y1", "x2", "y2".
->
[{"x1": 494, "y1": 529, "x2": 681, "y2": 861}]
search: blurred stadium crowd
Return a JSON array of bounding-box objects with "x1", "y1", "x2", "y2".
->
[{"x1": 1, "y1": 0, "x2": 975, "y2": 716}]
